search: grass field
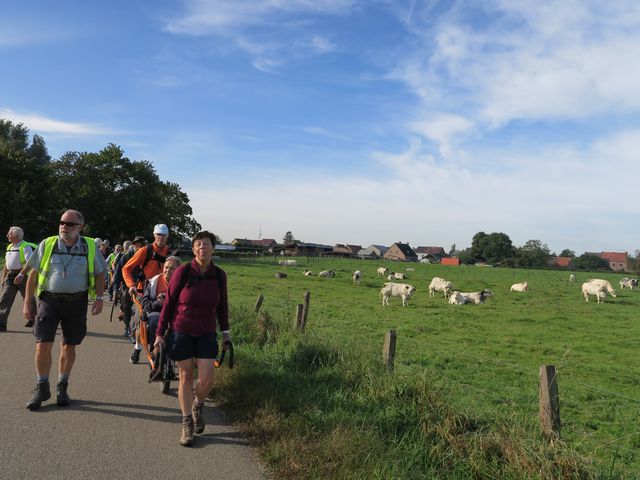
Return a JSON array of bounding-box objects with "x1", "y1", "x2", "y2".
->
[{"x1": 214, "y1": 257, "x2": 639, "y2": 478}]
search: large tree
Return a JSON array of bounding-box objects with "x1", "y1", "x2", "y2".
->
[
  {"x1": 470, "y1": 231, "x2": 515, "y2": 264},
  {"x1": 571, "y1": 254, "x2": 609, "y2": 270},
  {"x1": 517, "y1": 240, "x2": 551, "y2": 267}
]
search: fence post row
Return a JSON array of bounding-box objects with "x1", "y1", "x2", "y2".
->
[
  {"x1": 382, "y1": 330, "x2": 397, "y2": 372},
  {"x1": 539, "y1": 364, "x2": 560, "y2": 440},
  {"x1": 301, "y1": 291, "x2": 311, "y2": 330},
  {"x1": 293, "y1": 304, "x2": 304, "y2": 330}
]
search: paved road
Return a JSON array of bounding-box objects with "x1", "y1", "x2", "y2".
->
[{"x1": 0, "y1": 298, "x2": 267, "y2": 480}]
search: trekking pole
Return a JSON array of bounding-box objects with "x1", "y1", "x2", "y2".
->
[{"x1": 214, "y1": 341, "x2": 234, "y2": 369}]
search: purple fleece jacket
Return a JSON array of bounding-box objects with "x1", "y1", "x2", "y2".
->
[{"x1": 156, "y1": 260, "x2": 229, "y2": 337}]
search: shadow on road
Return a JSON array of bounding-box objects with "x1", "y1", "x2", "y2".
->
[
  {"x1": 66, "y1": 399, "x2": 179, "y2": 424},
  {"x1": 192, "y1": 430, "x2": 251, "y2": 448}
]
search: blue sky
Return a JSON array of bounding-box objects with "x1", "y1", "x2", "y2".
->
[{"x1": 2, "y1": 1, "x2": 639, "y2": 254}]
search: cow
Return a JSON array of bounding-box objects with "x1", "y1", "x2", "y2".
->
[
  {"x1": 581, "y1": 282, "x2": 608, "y2": 303},
  {"x1": 510, "y1": 282, "x2": 529, "y2": 292},
  {"x1": 303, "y1": 270, "x2": 313, "y2": 276},
  {"x1": 393, "y1": 272, "x2": 406, "y2": 280},
  {"x1": 387, "y1": 273, "x2": 396, "y2": 281},
  {"x1": 585, "y1": 279, "x2": 617, "y2": 298},
  {"x1": 377, "y1": 267, "x2": 389, "y2": 277},
  {"x1": 380, "y1": 282, "x2": 416, "y2": 307},
  {"x1": 619, "y1": 278, "x2": 637, "y2": 290},
  {"x1": 569, "y1": 273, "x2": 576, "y2": 283},
  {"x1": 428, "y1": 277, "x2": 453, "y2": 298},
  {"x1": 352, "y1": 270, "x2": 362, "y2": 286},
  {"x1": 318, "y1": 270, "x2": 336, "y2": 278},
  {"x1": 278, "y1": 259, "x2": 297, "y2": 267},
  {"x1": 449, "y1": 290, "x2": 493, "y2": 305}
]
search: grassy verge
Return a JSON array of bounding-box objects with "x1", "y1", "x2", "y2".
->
[{"x1": 211, "y1": 303, "x2": 595, "y2": 479}]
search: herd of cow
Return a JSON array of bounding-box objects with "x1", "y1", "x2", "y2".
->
[{"x1": 287, "y1": 261, "x2": 638, "y2": 307}]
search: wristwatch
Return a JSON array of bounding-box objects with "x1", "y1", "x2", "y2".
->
[{"x1": 95, "y1": 295, "x2": 104, "y2": 301}]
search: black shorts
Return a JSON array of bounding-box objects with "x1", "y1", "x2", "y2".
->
[
  {"x1": 168, "y1": 331, "x2": 218, "y2": 361},
  {"x1": 34, "y1": 292, "x2": 88, "y2": 345}
]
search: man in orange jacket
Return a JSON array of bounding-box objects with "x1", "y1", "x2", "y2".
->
[{"x1": 123, "y1": 224, "x2": 171, "y2": 364}]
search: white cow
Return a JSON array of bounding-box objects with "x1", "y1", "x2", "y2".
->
[
  {"x1": 318, "y1": 270, "x2": 336, "y2": 278},
  {"x1": 569, "y1": 273, "x2": 576, "y2": 283},
  {"x1": 449, "y1": 290, "x2": 493, "y2": 305},
  {"x1": 393, "y1": 272, "x2": 407, "y2": 280},
  {"x1": 278, "y1": 259, "x2": 297, "y2": 267},
  {"x1": 428, "y1": 277, "x2": 453, "y2": 298},
  {"x1": 585, "y1": 279, "x2": 617, "y2": 298},
  {"x1": 377, "y1": 267, "x2": 389, "y2": 277},
  {"x1": 510, "y1": 282, "x2": 529, "y2": 292},
  {"x1": 352, "y1": 270, "x2": 362, "y2": 286},
  {"x1": 581, "y1": 282, "x2": 608, "y2": 303},
  {"x1": 303, "y1": 270, "x2": 313, "y2": 276},
  {"x1": 380, "y1": 282, "x2": 416, "y2": 307},
  {"x1": 387, "y1": 273, "x2": 396, "y2": 281}
]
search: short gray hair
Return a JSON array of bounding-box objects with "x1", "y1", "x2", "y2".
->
[
  {"x1": 165, "y1": 256, "x2": 181, "y2": 266},
  {"x1": 9, "y1": 226, "x2": 24, "y2": 240},
  {"x1": 123, "y1": 240, "x2": 132, "y2": 250}
]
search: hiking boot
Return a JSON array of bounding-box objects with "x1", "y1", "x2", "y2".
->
[
  {"x1": 123, "y1": 329, "x2": 130, "y2": 337},
  {"x1": 129, "y1": 348, "x2": 140, "y2": 364},
  {"x1": 56, "y1": 380, "x2": 71, "y2": 407},
  {"x1": 25, "y1": 320, "x2": 34, "y2": 328},
  {"x1": 26, "y1": 381, "x2": 51, "y2": 410},
  {"x1": 192, "y1": 399, "x2": 205, "y2": 434},
  {"x1": 179, "y1": 416, "x2": 194, "y2": 447},
  {"x1": 0, "y1": 324, "x2": 7, "y2": 332}
]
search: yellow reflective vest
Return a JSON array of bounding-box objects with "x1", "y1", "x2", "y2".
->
[
  {"x1": 37, "y1": 236, "x2": 97, "y2": 299},
  {"x1": 6, "y1": 240, "x2": 37, "y2": 265}
]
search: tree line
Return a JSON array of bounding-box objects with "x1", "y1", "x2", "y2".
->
[
  {"x1": 0, "y1": 119, "x2": 201, "y2": 246},
  {"x1": 455, "y1": 231, "x2": 638, "y2": 273}
]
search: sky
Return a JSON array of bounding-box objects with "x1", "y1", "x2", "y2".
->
[{"x1": 1, "y1": 1, "x2": 639, "y2": 254}]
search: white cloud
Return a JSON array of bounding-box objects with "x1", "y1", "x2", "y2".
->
[
  {"x1": 0, "y1": 108, "x2": 115, "y2": 136},
  {"x1": 410, "y1": 113, "x2": 474, "y2": 157}
]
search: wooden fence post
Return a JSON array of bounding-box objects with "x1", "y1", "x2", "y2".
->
[
  {"x1": 539, "y1": 365, "x2": 560, "y2": 440},
  {"x1": 300, "y1": 291, "x2": 311, "y2": 330},
  {"x1": 293, "y1": 304, "x2": 303, "y2": 330},
  {"x1": 382, "y1": 330, "x2": 397, "y2": 372},
  {"x1": 254, "y1": 294, "x2": 264, "y2": 313}
]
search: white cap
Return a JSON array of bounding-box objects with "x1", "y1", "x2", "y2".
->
[
  {"x1": 94, "y1": 238, "x2": 103, "y2": 246},
  {"x1": 153, "y1": 224, "x2": 169, "y2": 235}
]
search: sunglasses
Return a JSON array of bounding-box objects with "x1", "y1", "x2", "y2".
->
[{"x1": 59, "y1": 221, "x2": 81, "y2": 227}]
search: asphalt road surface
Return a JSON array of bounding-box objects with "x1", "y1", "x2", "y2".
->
[{"x1": 0, "y1": 297, "x2": 267, "y2": 480}]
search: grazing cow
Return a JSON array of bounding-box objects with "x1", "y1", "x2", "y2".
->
[
  {"x1": 278, "y1": 259, "x2": 297, "y2": 267},
  {"x1": 380, "y1": 282, "x2": 416, "y2": 307},
  {"x1": 510, "y1": 282, "x2": 529, "y2": 292},
  {"x1": 569, "y1": 273, "x2": 576, "y2": 283},
  {"x1": 406, "y1": 268, "x2": 415, "y2": 272},
  {"x1": 387, "y1": 273, "x2": 396, "y2": 281},
  {"x1": 303, "y1": 270, "x2": 313, "y2": 276},
  {"x1": 393, "y1": 272, "x2": 407, "y2": 280},
  {"x1": 449, "y1": 290, "x2": 493, "y2": 305},
  {"x1": 352, "y1": 270, "x2": 362, "y2": 286},
  {"x1": 428, "y1": 277, "x2": 453, "y2": 298},
  {"x1": 619, "y1": 278, "x2": 637, "y2": 290},
  {"x1": 585, "y1": 279, "x2": 617, "y2": 298},
  {"x1": 377, "y1": 267, "x2": 389, "y2": 277},
  {"x1": 581, "y1": 282, "x2": 608, "y2": 303},
  {"x1": 318, "y1": 270, "x2": 336, "y2": 278}
]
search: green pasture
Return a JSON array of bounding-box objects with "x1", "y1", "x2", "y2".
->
[{"x1": 219, "y1": 257, "x2": 639, "y2": 477}]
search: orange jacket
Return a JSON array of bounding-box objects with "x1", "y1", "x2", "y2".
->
[{"x1": 122, "y1": 243, "x2": 170, "y2": 292}]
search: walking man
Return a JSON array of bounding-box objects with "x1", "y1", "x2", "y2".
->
[
  {"x1": 23, "y1": 209, "x2": 109, "y2": 410},
  {"x1": 0, "y1": 226, "x2": 37, "y2": 331}
]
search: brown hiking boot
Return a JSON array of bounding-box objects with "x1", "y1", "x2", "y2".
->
[
  {"x1": 192, "y1": 399, "x2": 205, "y2": 434},
  {"x1": 179, "y1": 416, "x2": 194, "y2": 446}
]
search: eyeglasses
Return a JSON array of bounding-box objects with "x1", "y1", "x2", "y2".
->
[{"x1": 59, "y1": 221, "x2": 81, "y2": 227}]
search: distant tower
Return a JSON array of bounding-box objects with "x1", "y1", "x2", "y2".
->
[{"x1": 258, "y1": 224, "x2": 262, "y2": 240}]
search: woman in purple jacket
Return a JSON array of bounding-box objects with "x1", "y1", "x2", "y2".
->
[{"x1": 154, "y1": 231, "x2": 230, "y2": 447}]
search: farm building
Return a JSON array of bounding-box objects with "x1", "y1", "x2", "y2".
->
[
  {"x1": 323, "y1": 244, "x2": 363, "y2": 259},
  {"x1": 384, "y1": 242, "x2": 418, "y2": 262},
  {"x1": 440, "y1": 257, "x2": 460, "y2": 266},
  {"x1": 415, "y1": 246, "x2": 447, "y2": 263},
  {"x1": 600, "y1": 251, "x2": 628, "y2": 271},
  {"x1": 548, "y1": 256, "x2": 572, "y2": 268},
  {"x1": 357, "y1": 245, "x2": 389, "y2": 260},
  {"x1": 275, "y1": 242, "x2": 333, "y2": 257},
  {"x1": 230, "y1": 238, "x2": 277, "y2": 254}
]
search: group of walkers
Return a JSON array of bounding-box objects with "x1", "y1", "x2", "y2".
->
[{"x1": 1, "y1": 209, "x2": 230, "y2": 447}]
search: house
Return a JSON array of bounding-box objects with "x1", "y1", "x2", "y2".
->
[
  {"x1": 383, "y1": 242, "x2": 418, "y2": 262},
  {"x1": 548, "y1": 256, "x2": 572, "y2": 268},
  {"x1": 415, "y1": 246, "x2": 447, "y2": 263},
  {"x1": 600, "y1": 252, "x2": 628, "y2": 272},
  {"x1": 230, "y1": 238, "x2": 277, "y2": 254},
  {"x1": 357, "y1": 245, "x2": 389, "y2": 260},
  {"x1": 323, "y1": 244, "x2": 363, "y2": 259}
]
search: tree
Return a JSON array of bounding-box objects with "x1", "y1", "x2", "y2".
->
[
  {"x1": 517, "y1": 240, "x2": 551, "y2": 268},
  {"x1": 559, "y1": 249, "x2": 576, "y2": 257},
  {"x1": 571, "y1": 254, "x2": 609, "y2": 271},
  {"x1": 470, "y1": 231, "x2": 515, "y2": 264},
  {"x1": 282, "y1": 231, "x2": 295, "y2": 244},
  {"x1": 449, "y1": 244, "x2": 456, "y2": 256}
]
